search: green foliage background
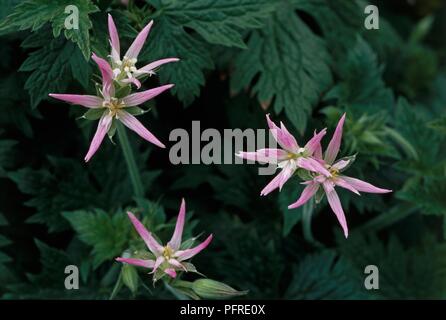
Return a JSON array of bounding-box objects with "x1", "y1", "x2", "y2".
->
[{"x1": 1, "y1": 0, "x2": 446, "y2": 299}]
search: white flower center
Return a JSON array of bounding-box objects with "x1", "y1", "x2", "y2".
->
[
  {"x1": 102, "y1": 97, "x2": 125, "y2": 117},
  {"x1": 278, "y1": 158, "x2": 298, "y2": 170},
  {"x1": 113, "y1": 56, "x2": 138, "y2": 79},
  {"x1": 163, "y1": 245, "x2": 174, "y2": 260}
]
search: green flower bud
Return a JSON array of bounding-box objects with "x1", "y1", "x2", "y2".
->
[
  {"x1": 192, "y1": 279, "x2": 248, "y2": 299},
  {"x1": 122, "y1": 264, "x2": 139, "y2": 295}
]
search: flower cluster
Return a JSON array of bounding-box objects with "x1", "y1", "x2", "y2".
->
[
  {"x1": 48, "y1": 15, "x2": 216, "y2": 285},
  {"x1": 46, "y1": 13, "x2": 392, "y2": 294},
  {"x1": 49, "y1": 15, "x2": 179, "y2": 162},
  {"x1": 237, "y1": 114, "x2": 392, "y2": 237},
  {"x1": 116, "y1": 199, "x2": 213, "y2": 281}
]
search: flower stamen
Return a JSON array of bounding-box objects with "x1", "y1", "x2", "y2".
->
[
  {"x1": 162, "y1": 245, "x2": 174, "y2": 260},
  {"x1": 103, "y1": 97, "x2": 125, "y2": 117}
]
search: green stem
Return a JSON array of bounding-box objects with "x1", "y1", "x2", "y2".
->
[
  {"x1": 164, "y1": 282, "x2": 190, "y2": 300},
  {"x1": 109, "y1": 271, "x2": 123, "y2": 300},
  {"x1": 302, "y1": 202, "x2": 323, "y2": 248},
  {"x1": 117, "y1": 123, "x2": 144, "y2": 198}
]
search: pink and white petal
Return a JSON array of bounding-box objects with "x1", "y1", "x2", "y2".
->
[
  {"x1": 168, "y1": 259, "x2": 187, "y2": 271},
  {"x1": 304, "y1": 128, "x2": 327, "y2": 156},
  {"x1": 126, "y1": 211, "x2": 164, "y2": 254},
  {"x1": 260, "y1": 174, "x2": 282, "y2": 196},
  {"x1": 297, "y1": 157, "x2": 331, "y2": 177},
  {"x1": 279, "y1": 122, "x2": 299, "y2": 152},
  {"x1": 91, "y1": 53, "x2": 114, "y2": 82},
  {"x1": 137, "y1": 58, "x2": 180, "y2": 74},
  {"x1": 323, "y1": 183, "x2": 349, "y2": 238},
  {"x1": 288, "y1": 181, "x2": 320, "y2": 209},
  {"x1": 334, "y1": 178, "x2": 360, "y2": 195},
  {"x1": 151, "y1": 256, "x2": 165, "y2": 274},
  {"x1": 103, "y1": 83, "x2": 115, "y2": 101},
  {"x1": 122, "y1": 84, "x2": 174, "y2": 106},
  {"x1": 312, "y1": 130, "x2": 323, "y2": 160},
  {"x1": 325, "y1": 113, "x2": 346, "y2": 164},
  {"x1": 331, "y1": 159, "x2": 350, "y2": 171},
  {"x1": 116, "y1": 257, "x2": 155, "y2": 269},
  {"x1": 117, "y1": 111, "x2": 165, "y2": 148},
  {"x1": 110, "y1": 45, "x2": 120, "y2": 65},
  {"x1": 277, "y1": 163, "x2": 296, "y2": 190},
  {"x1": 91, "y1": 53, "x2": 114, "y2": 98},
  {"x1": 125, "y1": 20, "x2": 153, "y2": 59},
  {"x1": 48, "y1": 94, "x2": 103, "y2": 108},
  {"x1": 322, "y1": 180, "x2": 335, "y2": 193},
  {"x1": 175, "y1": 234, "x2": 213, "y2": 262},
  {"x1": 168, "y1": 198, "x2": 186, "y2": 251},
  {"x1": 266, "y1": 114, "x2": 299, "y2": 152},
  {"x1": 84, "y1": 113, "x2": 112, "y2": 162},
  {"x1": 108, "y1": 14, "x2": 120, "y2": 60},
  {"x1": 266, "y1": 113, "x2": 281, "y2": 132},
  {"x1": 236, "y1": 148, "x2": 288, "y2": 164},
  {"x1": 341, "y1": 176, "x2": 392, "y2": 194},
  {"x1": 121, "y1": 76, "x2": 141, "y2": 89},
  {"x1": 260, "y1": 163, "x2": 295, "y2": 196},
  {"x1": 164, "y1": 268, "x2": 177, "y2": 278}
]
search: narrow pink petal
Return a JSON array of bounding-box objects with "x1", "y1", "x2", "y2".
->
[
  {"x1": 260, "y1": 162, "x2": 295, "y2": 196},
  {"x1": 266, "y1": 113, "x2": 281, "y2": 132},
  {"x1": 236, "y1": 148, "x2": 288, "y2": 164},
  {"x1": 137, "y1": 58, "x2": 180, "y2": 74},
  {"x1": 48, "y1": 94, "x2": 103, "y2": 108},
  {"x1": 91, "y1": 53, "x2": 113, "y2": 83},
  {"x1": 278, "y1": 163, "x2": 295, "y2": 191},
  {"x1": 323, "y1": 183, "x2": 349, "y2": 238},
  {"x1": 325, "y1": 113, "x2": 346, "y2": 164},
  {"x1": 108, "y1": 14, "x2": 120, "y2": 60},
  {"x1": 111, "y1": 45, "x2": 120, "y2": 64},
  {"x1": 121, "y1": 76, "x2": 141, "y2": 89},
  {"x1": 168, "y1": 198, "x2": 186, "y2": 251},
  {"x1": 116, "y1": 257, "x2": 155, "y2": 269},
  {"x1": 304, "y1": 128, "x2": 327, "y2": 156},
  {"x1": 84, "y1": 113, "x2": 112, "y2": 162},
  {"x1": 279, "y1": 122, "x2": 299, "y2": 152},
  {"x1": 288, "y1": 181, "x2": 320, "y2": 209},
  {"x1": 164, "y1": 268, "x2": 177, "y2": 278},
  {"x1": 297, "y1": 157, "x2": 331, "y2": 177},
  {"x1": 313, "y1": 130, "x2": 323, "y2": 160},
  {"x1": 260, "y1": 174, "x2": 282, "y2": 196},
  {"x1": 127, "y1": 211, "x2": 164, "y2": 254},
  {"x1": 266, "y1": 114, "x2": 299, "y2": 152},
  {"x1": 117, "y1": 111, "x2": 165, "y2": 148},
  {"x1": 91, "y1": 53, "x2": 114, "y2": 98},
  {"x1": 151, "y1": 256, "x2": 165, "y2": 274},
  {"x1": 125, "y1": 20, "x2": 153, "y2": 59},
  {"x1": 341, "y1": 176, "x2": 392, "y2": 194},
  {"x1": 175, "y1": 234, "x2": 213, "y2": 261},
  {"x1": 334, "y1": 178, "x2": 360, "y2": 195},
  {"x1": 331, "y1": 159, "x2": 350, "y2": 171},
  {"x1": 322, "y1": 179, "x2": 335, "y2": 193},
  {"x1": 168, "y1": 259, "x2": 187, "y2": 271},
  {"x1": 122, "y1": 84, "x2": 174, "y2": 106}
]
